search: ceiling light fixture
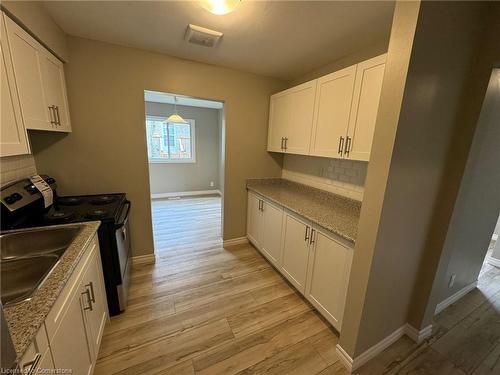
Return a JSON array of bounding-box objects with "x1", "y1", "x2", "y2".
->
[
  {"x1": 166, "y1": 97, "x2": 188, "y2": 124},
  {"x1": 200, "y1": 0, "x2": 241, "y2": 15}
]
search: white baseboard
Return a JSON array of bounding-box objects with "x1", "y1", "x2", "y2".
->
[
  {"x1": 336, "y1": 323, "x2": 432, "y2": 373},
  {"x1": 132, "y1": 253, "x2": 156, "y2": 265},
  {"x1": 151, "y1": 190, "x2": 221, "y2": 199},
  {"x1": 434, "y1": 280, "x2": 478, "y2": 315},
  {"x1": 223, "y1": 236, "x2": 248, "y2": 247},
  {"x1": 487, "y1": 255, "x2": 500, "y2": 268},
  {"x1": 405, "y1": 323, "x2": 433, "y2": 344}
]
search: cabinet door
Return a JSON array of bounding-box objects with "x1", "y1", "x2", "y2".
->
[
  {"x1": 247, "y1": 192, "x2": 263, "y2": 248},
  {"x1": 4, "y1": 15, "x2": 52, "y2": 131},
  {"x1": 0, "y1": 16, "x2": 29, "y2": 157},
  {"x1": 285, "y1": 80, "x2": 316, "y2": 155},
  {"x1": 309, "y1": 65, "x2": 356, "y2": 158},
  {"x1": 260, "y1": 200, "x2": 284, "y2": 267},
  {"x1": 346, "y1": 54, "x2": 386, "y2": 161},
  {"x1": 39, "y1": 52, "x2": 71, "y2": 132},
  {"x1": 267, "y1": 92, "x2": 292, "y2": 152},
  {"x1": 305, "y1": 229, "x2": 353, "y2": 331},
  {"x1": 50, "y1": 288, "x2": 93, "y2": 375},
  {"x1": 281, "y1": 213, "x2": 311, "y2": 293},
  {"x1": 37, "y1": 347, "x2": 54, "y2": 372},
  {"x1": 81, "y1": 249, "x2": 108, "y2": 358}
]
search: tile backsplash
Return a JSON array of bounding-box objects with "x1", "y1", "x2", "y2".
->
[
  {"x1": 282, "y1": 154, "x2": 367, "y2": 201},
  {"x1": 0, "y1": 155, "x2": 37, "y2": 186}
]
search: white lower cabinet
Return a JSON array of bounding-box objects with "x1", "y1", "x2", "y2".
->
[
  {"x1": 81, "y1": 249, "x2": 108, "y2": 358},
  {"x1": 18, "y1": 327, "x2": 53, "y2": 374},
  {"x1": 51, "y1": 286, "x2": 94, "y2": 375},
  {"x1": 24, "y1": 234, "x2": 108, "y2": 375},
  {"x1": 305, "y1": 229, "x2": 353, "y2": 330},
  {"x1": 246, "y1": 191, "x2": 354, "y2": 331},
  {"x1": 281, "y1": 213, "x2": 311, "y2": 293},
  {"x1": 247, "y1": 192, "x2": 263, "y2": 247},
  {"x1": 259, "y1": 200, "x2": 284, "y2": 267},
  {"x1": 247, "y1": 192, "x2": 284, "y2": 268}
]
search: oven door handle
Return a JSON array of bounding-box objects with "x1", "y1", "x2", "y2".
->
[{"x1": 115, "y1": 200, "x2": 131, "y2": 229}]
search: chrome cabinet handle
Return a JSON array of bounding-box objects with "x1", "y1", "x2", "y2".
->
[
  {"x1": 304, "y1": 226, "x2": 309, "y2": 242},
  {"x1": 23, "y1": 353, "x2": 42, "y2": 375},
  {"x1": 280, "y1": 137, "x2": 284, "y2": 150},
  {"x1": 310, "y1": 229, "x2": 316, "y2": 245},
  {"x1": 48, "y1": 106, "x2": 56, "y2": 126},
  {"x1": 55, "y1": 106, "x2": 61, "y2": 126},
  {"x1": 82, "y1": 289, "x2": 93, "y2": 311},
  {"x1": 284, "y1": 137, "x2": 288, "y2": 150},
  {"x1": 261, "y1": 200, "x2": 264, "y2": 212},
  {"x1": 338, "y1": 136, "x2": 344, "y2": 156},
  {"x1": 345, "y1": 136, "x2": 351, "y2": 156},
  {"x1": 86, "y1": 282, "x2": 96, "y2": 303}
]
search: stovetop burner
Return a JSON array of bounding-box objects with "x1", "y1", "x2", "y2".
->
[
  {"x1": 57, "y1": 197, "x2": 84, "y2": 206},
  {"x1": 85, "y1": 209, "x2": 109, "y2": 219},
  {"x1": 90, "y1": 196, "x2": 117, "y2": 205},
  {"x1": 45, "y1": 210, "x2": 76, "y2": 222}
]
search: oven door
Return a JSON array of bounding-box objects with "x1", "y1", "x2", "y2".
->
[{"x1": 115, "y1": 200, "x2": 131, "y2": 311}]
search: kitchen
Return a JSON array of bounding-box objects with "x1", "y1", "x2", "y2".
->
[{"x1": 1, "y1": 1, "x2": 499, "y2": 375}]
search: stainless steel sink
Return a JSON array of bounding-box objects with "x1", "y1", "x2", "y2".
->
[
  {"x1": 1, "y1": 255, "x2": 59, "y2": 305},
  {"x1": 0, "y1": 224, "x2": 84, "y2": 306},
  {"x1": 1, "y1": 225, "x2": 82, "y2": 260}
]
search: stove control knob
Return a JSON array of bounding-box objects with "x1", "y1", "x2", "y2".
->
[
  {"x1": 12, "y1": 193, "x2": 22, "y2": 201},
  {"x1": 4, "y1": 195, "x2": 16, "y2": 204}
]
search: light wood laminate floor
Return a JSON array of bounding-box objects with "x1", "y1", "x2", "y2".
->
[
  {"x1": 95, "y1": 197, "x2": 344, "y2": 375},
  {"x1": 95, "y1": 197, "x2": 500, "y2": 375}
]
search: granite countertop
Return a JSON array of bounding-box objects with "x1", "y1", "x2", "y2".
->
[
  {"x1": 246, "y1": 178, "x2": 361, "y2": 244},
  {"x1": 3, "y1": 221, "x2": 100, "y2": 360}
]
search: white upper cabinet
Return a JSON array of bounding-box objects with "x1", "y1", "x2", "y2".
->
[
  {"x1": 267, "y1": 80, "x2": 316, "y2": 154},
  {"x1": 267, "y1": 93, "x2": 292, "y2": 152},
  {"x1": 4, "y1": 13, "x2": 71, "y2": 133},
  {"x1": 345, "y1": 54, "x2": 386, "y2": 161},
  {"x1": 0, "y1": 15, "x2": 30, "y2": 157},
  {"x1": 266, "y1": 54, "x2": 386, "y2": 161},
  {"x1": 310, "y1": 65, "x2": 356, "y2": 158},
  {"x1": 39, "y1": 53, "x2": 71, "y2": 131},
  {"x1": 285, "y1": 80, "x2": 316, "y2": 154}
]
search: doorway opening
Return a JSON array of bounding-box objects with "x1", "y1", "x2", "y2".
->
[{"x1": 143, "y1": 90, "x2": 225, "y2": 253}]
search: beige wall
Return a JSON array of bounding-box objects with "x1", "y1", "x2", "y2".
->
[
  {"x1": 145, "y1": 102, "x2": 221, "y2": 194},
  {"x1": 341, "y1": 0, "x2": 496, "y2": 357},
  {"x1": 2, "y1": 1, "x2": 68, "y2": 61},
  {"x1": 30, "y1": 36, "x2": 285, "y2": 256},
  {"x1": 418, "y1": 4, "x2": 500, "y2": 327},
  {"x1": 339, "y1": 1, "x2": 421, "y2": 357}
]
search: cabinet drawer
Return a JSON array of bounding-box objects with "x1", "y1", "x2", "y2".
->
[{"x1": 45, "y1": 235, "x2": 97, "y2": 340}]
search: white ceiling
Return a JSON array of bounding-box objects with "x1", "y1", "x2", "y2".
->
[
  {"x1": 144, "y1": 90, "x2": 224, "y2": 109},
  {"x1": 43, "y1": 1, "x2": 395, "y2": 80}
]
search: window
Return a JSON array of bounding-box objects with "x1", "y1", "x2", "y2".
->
[{"x1": 145, "y1": 116, "x2": 195, "y2": 163}]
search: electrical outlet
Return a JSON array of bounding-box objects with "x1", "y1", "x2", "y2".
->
[
  {"x1": 210, "y1": 181, "x2": 214, "y2": 187},
  {"x1": 449, "y1": 274, "x2": 456, "y2": 288}
]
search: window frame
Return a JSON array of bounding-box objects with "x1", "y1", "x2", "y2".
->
[{"x1": 146, "y1": 115, "x2": 196, "y2": 164}]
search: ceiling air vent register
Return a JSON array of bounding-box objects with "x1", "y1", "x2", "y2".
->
[{"x1": 185, "y1": 24, "x2": 223, "y2": 47}]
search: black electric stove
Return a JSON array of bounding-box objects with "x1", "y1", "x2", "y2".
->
[{"x1": 1, "y1": 177, "x2": 131, "y2": 316}]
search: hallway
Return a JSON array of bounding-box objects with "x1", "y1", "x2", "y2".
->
[{"x1": 355, "y1": 242, "x2": 500, "y2": 375}]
